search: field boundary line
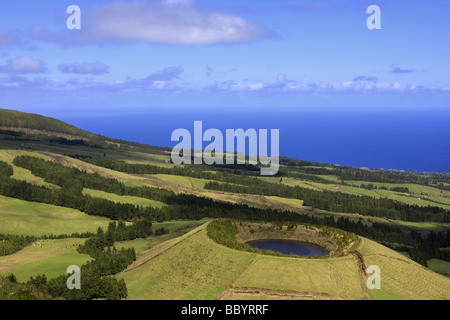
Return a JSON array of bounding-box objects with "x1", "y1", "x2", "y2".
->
[
  {"x1": 217, "y1": 287, "x2": 347, "y2": 300},
  {"x1": 215, "y1": 256, "x2": 259, "y2": 300},
  {"x1": 123, "y1": 228, "x2": 204, "y2": 273}
]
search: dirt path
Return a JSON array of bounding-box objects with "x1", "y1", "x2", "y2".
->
[
  {"x1": 217, "y1": 286, "x2": 348, "y2": 300},
  {"x1": 217, "y1": 288, "x2": 321, "y2": 300},
  {"x1": 349, "y1": 245, "x2": 373, "y2": 299}
]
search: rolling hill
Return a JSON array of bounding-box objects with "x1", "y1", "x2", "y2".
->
[
  {"x1": 118, "y1": 223, "x2": 450, "y2": 300},
  {"x1": 0, "y1": 108, "x2": 449, "y2": 300}
]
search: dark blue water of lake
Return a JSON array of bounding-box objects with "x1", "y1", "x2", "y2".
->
[{"x1": 247, "y1": 239, "x2": 328, "y2": 257}]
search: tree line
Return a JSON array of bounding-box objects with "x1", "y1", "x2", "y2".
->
[
  {"x1": 25, "y1": 218, "x2": 155, "y2": 300},
  {"x1": 204, "y1": 181, "x2": 450, "y2": 223}
]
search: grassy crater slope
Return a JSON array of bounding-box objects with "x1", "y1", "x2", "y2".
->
[{"x1": 118, "y1": 223, "x2": 450, "y2": 300}]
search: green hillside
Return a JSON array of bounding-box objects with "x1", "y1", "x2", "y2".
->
[
  {"x1": 0, "y1": 195, "x2": 111, "y2": 236},
  {"x1": 0, "y1": 109, "x2": 449, "y2": 300},
  {"x1": 0, "y1": 109, "x2": 94, "y2": 139},
  {"x1": 119, "y1": 223, "x2": 450, "y2": 300}
]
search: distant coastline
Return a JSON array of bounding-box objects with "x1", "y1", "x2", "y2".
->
[{"x1": 55, "y1": 107, "x2": 450, "y2": 174}]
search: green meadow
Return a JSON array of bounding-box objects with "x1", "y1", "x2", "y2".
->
[
  {"x1": 0, "y1": 238, "x2": 90, "y2": 282},
  {"x1": 82, "y1": 188, "x2": 167, "y2": 208},
  {"x1": 154, "y1": 174, "x2": 210, "y2": 189},
  {"x1": 427, "y1": 259, "x2": 450, "y2": 276},
  {"x1": 0, "y1": 195, "x2": 111, "y2": 236}
]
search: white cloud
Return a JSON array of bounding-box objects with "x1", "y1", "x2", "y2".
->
[
  {"x1": 0, "y1": 55, "x2": 46, "y2": 74},
  {"x1": 30, "y1": 0, "x2": 272, "y2": 46},
  {"x1": 0, "y1": 65, "x2": 185, "y2": 94},
  {"x1": 145, "y1": 66, "x2": 184, "y2": 81},
  {"x1": 205, "y1": 75, "x2": 449, "y2": 95}
]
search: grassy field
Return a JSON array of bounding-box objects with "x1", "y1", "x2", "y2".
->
[
  {"x1": 118, "y1": 224, "x2": 256, "y2": 300},
  {"x1": 264, "y1": 196, "x2": 303, "y2": 209},
  {"x1": 0, "y1": 195, "x2": 111, "y2": 236},
  {"x1": 312, "y1": 209, "x2": 450, "y2": 232},
  {"x1": 117, "y1": 223, "x2": 450, "y2": 300},
  {"x1": 232, "y1": 255, "x2": 366, "y2": 300},
  {"x1": 360, "y1": 238, "x2": 450, "y2": 300},
  {"x1": 0, "y1": 238, "x2": 90, "y2": 282},
  {"x1": 0, "y1": 150, "x2": 174, "y2": 193},
  {"x1": 125, "y1": 152, "x2": 174, "y2": 168},
  {"x1": 235, "y1": 196, "x2": 266, "y2": 209},
  {"x1": 427, "y1": 259, "x2": 450, "y2": 277},
  {"x1": 0, "y1": 150, "x2": 59, "y2": 189},
  {"x1": 82, "y1": 188, "x2": 167, "y2": 208},
  {"x1": 115, "y1": 220, "x2": 210, "y2": 255},
  {"x1": 259, "y1": 174, "x2": 450, "y2": 211},
  {"x1": 391, "y1": 220, "x2": 450, "y2": 231},
  {"x1": 154, "y1": 174, "x2": 210, "y2": 189}
]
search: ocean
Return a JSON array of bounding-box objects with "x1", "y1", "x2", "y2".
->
[{"x1": 55, "y1": 107, "x2": 450, "y2": 173}]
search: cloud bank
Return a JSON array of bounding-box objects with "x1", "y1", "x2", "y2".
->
[
  {"x1": 30, "y1": 0, "x2": 272, "y2": 46},
  {"x1": 145, "y1": 66, "x2": 184, "y2": 81},
  {"x1": 391, "y1": 64, "x2": 415, "y2": 74},
  {"x1": 0, "y1": 55, "x2": 46, "y2": 74},
  {"x1": 353, "y1": 76, "x2": 378, "y2": 82},
  {"x1": 1, "y1": 71, "x2": 448, "y2": 97}
]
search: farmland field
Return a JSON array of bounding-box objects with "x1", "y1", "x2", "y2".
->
[
  {"x1": 82, "y1": 188, "x2": 167, "y2": 208},
  {"x1": 360, "y1": 238, "x2": 450, "y2": 300},
  {"x1": 0, "y1": 238, "x2": 90, "y2": 282},
  {"x1": 118, "y1": 224, "x2": 256, "y2": 300},
  {"x1": 0, "y1": 195, "x2": 111, "y2": 236}
]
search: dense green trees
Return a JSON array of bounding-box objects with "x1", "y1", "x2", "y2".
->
[
  {"x1": 24, "y1": 219, "x2": 153, "y2": 300},
  {"x1": 37, "y1": 267, "x2": 128, "y2": 300},
  {"x1": 0, "y1": 161, "x2": 13, "y2": 180},
  {"x1": 204, "y1": 181, "x2": 450, "y2": 223},
  {"x1": 78, "y1": 220, "x2": 152, "y2": 257},
  {"x1": 0, "y1": 234, "x2": 37, "y2": 256}
]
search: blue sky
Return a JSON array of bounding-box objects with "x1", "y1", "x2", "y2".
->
[{"x1": 0, "y1": 0, "x2": 449, "y2": 113}]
